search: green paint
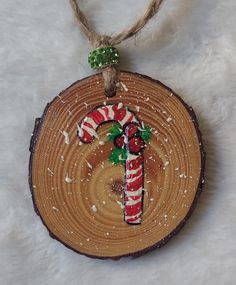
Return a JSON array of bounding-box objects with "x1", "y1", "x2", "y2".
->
[
  {"x1": 107, "y1": 123, "x2": 122, "y2": 142},
  {"x1": 109, "y1": 148, "x2": 127, "y2": 165},
  {"x1": 140, "y1": 126, "x2": 151, "y2": 143}
]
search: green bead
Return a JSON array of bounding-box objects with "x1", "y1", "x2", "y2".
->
[{"x1": 88, "y1": 46, "x2": 120, "y2": 69}]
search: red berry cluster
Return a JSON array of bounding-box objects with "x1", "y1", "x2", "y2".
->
[{"x1": 114, "y1": 123, "x2": 146, "y2": 154}]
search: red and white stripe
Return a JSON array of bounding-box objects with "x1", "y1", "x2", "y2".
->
[
  {"x1": 125, "y1": 153, "x2": 144, "y2": 224},
  {"x1": 78, "y1": 104, "x2": 144, "y2": 224},
  {"x1": 78, "y1": 104, "x2": 138, "y2": 143}
]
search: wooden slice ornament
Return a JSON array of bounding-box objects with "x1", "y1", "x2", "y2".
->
[
  {"x1": 29, "y1": 0, "x2": 206, "y2": 259},
  {"x1": 29, "y1": 71, "x2": 205, "y2": 259}
]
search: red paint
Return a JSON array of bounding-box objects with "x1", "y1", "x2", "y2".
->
[
  {"x1": 101, "y1": 106, "x2": 111, "y2": 120},
  {"x1": 126, "y1": 168, "x2": 142, "y2": 179},
  {"x1": 113, "y1": 105, "x2": 127, "y2": 122},
  {"x1": 128, "y1": 137, "x2": 145, "y2": 154},
  {"x1": 125, "y1": 123, "x2": 139, "y2": 138},
  {"x1": 79, "y1": 129, "x2": 92, "y2": 143},
  {"x1": 127, "y1": 175, "x2": 143, "y2": 189},
  {"x1": 83, "y1": 121, "x2": 93, "y2": 129},
  {"x1": 126, "y1": 155, "x2": 143, "y2": 170},
  {"x1": 126, "y1": 114, "x2": 134, "y2": 124},
  {"x1": 88, "y1": 109, "x2": 105, "y2": 125},
  {"x1": 115, "y1": 135, "x2": 125, "y2": 148}
]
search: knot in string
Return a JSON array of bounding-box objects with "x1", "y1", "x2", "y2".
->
[{"x1": 70, "y1": 0, "x2": 164, "y2": 97}]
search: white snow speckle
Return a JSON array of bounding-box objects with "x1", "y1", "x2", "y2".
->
[
  {"x1": 164, "y1": 161, "x2": 170, "y2": 167},
  {"x1": 47, "y1": 168, "x2": 54, "y2": 175},
  {"x1": 116, "y1": 201, "x2": 124, "y2": 209},
  {"x1": 120, "y1": 81, "x2": 128, "y2": 92},
  {"x1": 86, "y1": 160, "x2": 93, "y2": 169},
  {"x1": 65, "y1": 174, "x2": 73, "y2": 183},
  {"x1": 52, "y1": 206, "x2": 59, "y2": 212},
  {"x1": 62, "y1": 131, "x2": 70, "y2": 145},
  {"x1": 117, "y1": 102, "x2": 123, "y2": 109},
  {"x1": 180, "y1": 173, "x2": 187, "y2": 178},
  {"x1": 91, "y1": 205, "x2": 97, "y2": 212}
]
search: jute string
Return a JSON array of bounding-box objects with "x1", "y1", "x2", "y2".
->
[{"x1": 70, "y1": 0, "x2": 164, "y2": 96}]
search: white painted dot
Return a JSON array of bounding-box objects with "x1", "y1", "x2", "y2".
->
[{"x1": 91, "y1": 205, "x2": 97, "y2": 212}]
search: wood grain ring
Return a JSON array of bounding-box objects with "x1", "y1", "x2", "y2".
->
[{"x1": 29, "y1": 71, "x2": 205, "y2": 259}]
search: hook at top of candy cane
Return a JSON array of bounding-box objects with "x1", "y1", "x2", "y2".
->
[
  {"x1": 77, "y1": 104, "x2": 139, "y2": 143},
  {"x1": 78, "y1": 104, "x2": 145, "y2": 224}
]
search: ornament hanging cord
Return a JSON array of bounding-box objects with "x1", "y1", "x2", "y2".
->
[{"x1": 69, "y1": 0, "x2": 164, "y2": 97}]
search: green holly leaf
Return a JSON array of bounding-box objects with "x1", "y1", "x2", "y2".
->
[
  {"x1": 107, "y1": 123, "x2": 122, "y2": 142},
  {"x1": 140, "y1": 126, "x2": 151, "y2": 143},
  {"x1": 109, "y1": 147, "x2": 127, "y2": 165}
]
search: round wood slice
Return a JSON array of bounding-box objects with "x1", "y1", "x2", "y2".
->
[{"x1": 29, "y1": 71, "x2": 205, "y2": 259}]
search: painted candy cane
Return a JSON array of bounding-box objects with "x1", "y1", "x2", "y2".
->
[{"x1": 78, "y1": 104, "x2": 146, "y2": 224}]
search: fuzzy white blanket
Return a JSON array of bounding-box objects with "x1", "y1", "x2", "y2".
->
[{"x1": 1, "y1": 0, "x2": 236, "y2": 284}]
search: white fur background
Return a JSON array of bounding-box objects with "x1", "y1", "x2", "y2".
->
[{"x1": 1, "y1": 0, "x2": 236, "y2": 284}]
